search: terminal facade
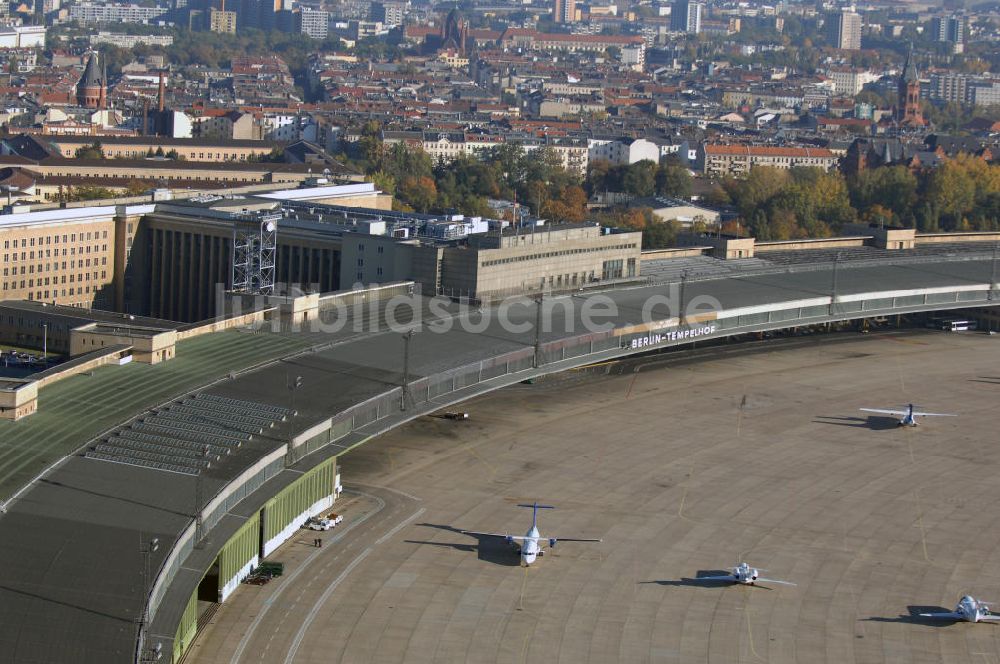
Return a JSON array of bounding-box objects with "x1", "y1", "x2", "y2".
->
[{"x1": 0, "y1": 183, "x2": 644, "y2": 323}]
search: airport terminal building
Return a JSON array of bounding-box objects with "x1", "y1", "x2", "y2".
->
[{"x1": 0, "y1": 183, "x2": 643, "y2": 321}]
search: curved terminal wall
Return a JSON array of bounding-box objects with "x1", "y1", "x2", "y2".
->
[{"x1": 152, "y1": 281, "x2": 1000, "y2": 663}]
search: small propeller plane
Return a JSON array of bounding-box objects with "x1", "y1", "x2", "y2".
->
[
  {"x1": 920, "y1": 596, "x2": 1000, "y2": 623},
  {"x1": 699, "y1": 562, "x2": 796, "y2": 587},
  {"x1": 461, "y1": 502, "x2": 601, "y2": 566},
  {"x1": 859, "y1": 403, "x2": 956, "y2": 427}
]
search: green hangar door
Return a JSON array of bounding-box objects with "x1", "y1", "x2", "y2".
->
[
  {"x1": 262, "y1": 457, "x2": 337, "y2": 557},
  {"x1": 216, "y1": 512, "x2": 262, "y2": 603}
]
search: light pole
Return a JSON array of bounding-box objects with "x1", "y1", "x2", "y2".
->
[
  {"x1": 193, "y1": 445, "x2": 209, "y2": 548},
  {"x1": 678, "y1": 269, "x2": 689, "y2": 323},
  {"x1": 287, "y1": 373, "x2": 303, "y2": 415},
  {"x1": 532, "y1": 293, "x2": 544, "y2": 368},
  {"x1": 400, "y1": 329, "x2": 413, "y2": 411},
  {"x1": 829, "y1": 252, "x2": 841, "y2": 317},
  {"x1": 989, "y1": 243, "x2": 998, "y2": 302},
  {"x1": 42, "y1": 323, "x2": 47, "y2": 369}
]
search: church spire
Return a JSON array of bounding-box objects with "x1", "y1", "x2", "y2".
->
[{"x1": 902, "y1": 42, "x2": 918, "y2": 83}]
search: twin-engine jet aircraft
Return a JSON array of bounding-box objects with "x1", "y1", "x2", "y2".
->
[
  {"x1": 461, "y1": 502, "x2": 601, "y2": 566},
  {"x1": 920, "y1": 596, "x2": 1000, "y2": 623},
  {"x1": 859, "y1": 403, "x2": 956, "y2": 427},
  {"x1": 699, "y1": 562, "x2": 796, "y2": 587}
]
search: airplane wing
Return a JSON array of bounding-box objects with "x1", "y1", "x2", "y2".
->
[
  {"x1": 860, "y1": 408, "x2": 907, "y2": 416},
  {"x1": 757, "y1": 577, "x2": 796, "y2": 587},
  {"x1": 912, "y1": 411, "x2": 956, "y2": 418},
  {"x1": 550, "y1": 537, "x2": 602, "y2": 542},
  {"x1": 980, "y1": 615, "x2": 1000, "y2": 621},
  {"x1": 918, "y1": 611, "x2": 963, "y2": 619},
  {"x1": 460, "y1": 530, "x2": 527, "y2": 541},
  {"x1": 698, "y1": 574, "x2": 737, "y2": 582}
]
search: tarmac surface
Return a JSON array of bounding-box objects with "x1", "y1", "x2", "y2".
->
[{"x1": 188, "y1": 329, "x2": 1000, "y2": 664}]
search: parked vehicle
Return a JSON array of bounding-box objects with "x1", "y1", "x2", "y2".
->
[{"x1": 306, "y1": 517, "x2": 333, "y2": 531}]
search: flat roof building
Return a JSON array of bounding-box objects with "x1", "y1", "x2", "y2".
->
[
  {"x1": 341, "y1": 223, "x2": 642, "y2": 301},
  {"x1": 696, "y1": 144, "x2": 839, "y2": 176}
]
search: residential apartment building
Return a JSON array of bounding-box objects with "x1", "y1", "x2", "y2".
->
[
  {"x1": 588, "y1": 137, "x2": 660, "y2": 165},
  {"x1": 969, "y1": 80, "x2": 1000, "y2": 107},
  {"x1": 381, "y1": 132, "x2": 589, "y2": 177},
  {"x1": 500, "y1": 30, "x2": 645, "y2": 66},
  {"x1": 370, "y1": 1, "x2": 404, "y2": 27},
  {"x1": 68, "y1": 3, "x2": 168, "y2": 24},
  {"x1": 930, "y1": 15, "x2": 965, "y2": 52},
  {"x1": 670, "y1": 0, "x2": 702, "y2": 33},
  {"x1": 826, "y1": 67, "x2": 877, "y2": 96},
  {"x1": 209, "y1": 9, "x2": 237, "y2": 33},
  {"x1": 296, "y1": 8, "x2": 329, "y2": 39},
  {"x1": 696, "y1": 144, "x2": 839, "y2": 176},
  {"x1": 90, "y1": 32, "x2": 174, "y2": 48},
  {"x1": 929, "y1": 73, "x2": 1000, "y2": 106},
  {"x1": 553, "y1": 0, "x2": 576, "y2": 24},
  {"x1": 827, "y1": 10, "x2": 861, "y2": 51},
  {"x1": 929, "y1": 72, "x2": 971, "y2": 104}
]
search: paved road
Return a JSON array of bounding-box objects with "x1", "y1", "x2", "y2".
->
[{"x1": 191, "y1": 329, "x2": 1000, "y2": 663}]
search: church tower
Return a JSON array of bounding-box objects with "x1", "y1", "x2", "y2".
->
[
  {"x1": 897, "y1": 44, "x2": 924, "y2": 126},
  {"x1": 77, "y1": 52, "x2": 107, "y2": 110}
]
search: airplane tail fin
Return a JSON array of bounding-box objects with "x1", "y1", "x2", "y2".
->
[{"x1": 517, "y1": 502, "x2": 554, "y2": 529}]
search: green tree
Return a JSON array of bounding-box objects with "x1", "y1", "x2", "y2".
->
[
  {"x1": 849, "y1": 166, "x2": 918, "y2": 223},
  {"x1": 655, "y1": 157, "x2": 692, "y2": 198},
  {"x1": 621, "y1": 160, "x2": 657, "y2": 197},
  {"x1": 641, "y1": 220, "x2": 678, "y2": 249},
  {"x1": 67, "y1": 186, "x2": 117, "y2": 201},
  {"x1": 398, "y1": 176, "x2": 437, "y2": 213},
  {"x1": 368, "y1": 170, "x2": 396, "y2": 196},
  {"x1": 74, "y1": 142, "x2": 105, "y2": 160}
]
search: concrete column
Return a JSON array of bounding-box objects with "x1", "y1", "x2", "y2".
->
[
  {"x1": 196, "y1": 234, "x2": 214, "y2": 318},
  {"x1": 151, "y1": 227, "x2": 161, "y2": 317},
  {"x1": 178, "y1": 232, "x2": 189, "y2": 322}
]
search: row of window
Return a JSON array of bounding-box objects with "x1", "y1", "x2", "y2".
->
[
  {"x1": 540, "y1": 272, "x2": 594, "y2": 288},
  {"x1": 2, "y1": 271, "x2": 106, "y2": 290},
  {"x1": 3, "y1": 231, "x2": 107, "y2": 249},
  {"x1": 65, "y1": 150, "x2": 265, "y2": 161},
  {"x1": 9, "y1": 318, "x2": 70, "y2": 332},
  {"x1": 8, "y1": 285, "x2": 98, "y2": 298},
  {"x1": 482, "y1": 243, "x2": 638, "y2": 268},
  {"x1": 5, "y1": 245, "x2": 106, "y2": 262},
  {"x1": 4, "y1": 257, "x2": 108, "y2": 276}
]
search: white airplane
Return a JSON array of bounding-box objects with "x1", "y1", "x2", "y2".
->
[
  {"x1": 461, "y1": 502, "x2": 601, "y2": 566},
  {"x1": 859, "y1": 403, "x2": 956, "y2": 427},
  {"x1": 920, "y1": 596, "x2": 1000, "y2": 623},
  {"x1": 699, "y1": 562, "x2": 796, "y2": 587}
]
